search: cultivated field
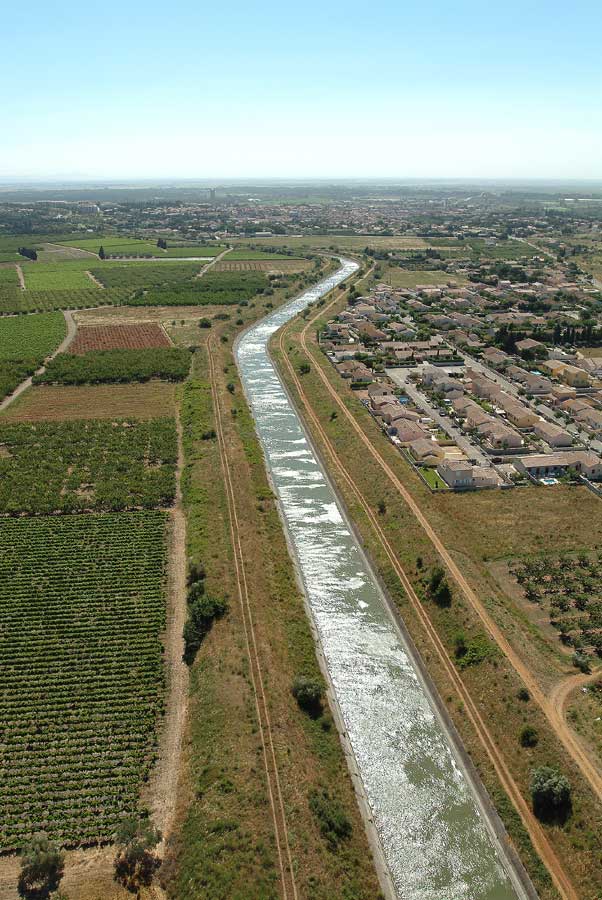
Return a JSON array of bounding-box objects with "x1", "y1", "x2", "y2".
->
[
  {"x1": 0, "y1": 382, "x2": 177, "y2": 421},
  {"x1": 69, "y1": 323, "x2": 172, "y2": 354},
  {"x1": 214, "y1": 258, "x2": 311, "y2": 273},
  {"x1": 379, "y1": 267, "x2": 469, "y2": 288},
  {"x1": 22, "y1": 261, "x2": 99, "y2": 291},
  {"x1": 0, "y1": 379, "x2": 176, "y2": 422},
  {"x1": 0, "y1": 312, "x2": 66, "y2": 361},
  {"x1": 0, "y1": 511, "x2": 168, "y2": 849},
  {"x1": 36, "y1": 347, "x2": 191, "y2": 385},
  {"x1": 59, "y1": 238, "x2": 226, "y2": 258},
  {"x1": 0, "y1": 418, "x2": 177, "y2": 515}
]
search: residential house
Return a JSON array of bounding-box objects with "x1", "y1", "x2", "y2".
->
[
  {"x1": 516, "y1": 451, "x2": 602, "y2": 481},
  {"x1": 533, "y1": 420, "x2": 573, "y2": 448},
  {"x1": 407, "y1": 438, "x2": 444, "y2": 465}
]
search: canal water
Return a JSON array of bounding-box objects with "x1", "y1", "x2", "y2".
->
[{"x1": 235, "y1": 259, "x2": 522, "y2": 900}]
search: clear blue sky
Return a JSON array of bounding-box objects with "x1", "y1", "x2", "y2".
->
[{"x1": 3, "y1": 0, "x2": 601, "y2": 179}]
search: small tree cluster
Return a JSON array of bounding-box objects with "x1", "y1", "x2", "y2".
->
[
  {"x1": 18, "y1": 833, "x2": 64, "y2": 899},
  {"x1": 530, "y1": 766, "x2": 571, "y2": 823},
  {"x1": 18, "y1": 247, "x2": 37, "y2": 261},
  {"x1": 428, "y1": 567, "x2": 452, "y2": 607},
  {"x1": 183, "y1": 561, "x2": 227, "y2": 664},
  {"x1": 114, "y1": 816, "x2": 161, "y2": 894},
  {"x1": 157, "y1": 238, "x2": 167, "y2": 249},
  {"x1": 292, "y1": 675, "x2": 324, "y2": 716}
]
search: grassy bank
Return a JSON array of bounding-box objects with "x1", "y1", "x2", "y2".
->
[{"x1": 161, "y1": 263, "x2": 382, "y2": 899}]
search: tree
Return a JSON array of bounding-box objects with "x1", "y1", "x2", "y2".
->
[
  {"x1": 114, "y1": 817, "x2": 161, "y2": 895},
  {"x1": 98, "y1": 246, "x2": 106, "y2": 260},
  {"x1": 519, "y1": 725, "x2": 538, "y2": 747},
  {"x1": 292, "y1": 675, "x2": 324, "y2": 716},
  {"x1": 428, "y1": 566, "x2": 452, "y2": 607},
  {"x1": 299, "y1": 362, "x2": 311, "y2": 375},
  {"x1": 18, "y1": 832, "x2": 64, "y2": 899},
  {"x1": 530, "y1": 766, "x2": 571, "y2": 822},
  {"x1": 183, "y1": 595, "x2": 227, "y2": 664}
]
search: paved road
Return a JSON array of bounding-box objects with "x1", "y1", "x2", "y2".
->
[
  {"x1": 385, "y1": 368, "x2": 492, "y2": 467},
  {"x1": 0, "y1": 309, "x2": 77, "y2": 413}
]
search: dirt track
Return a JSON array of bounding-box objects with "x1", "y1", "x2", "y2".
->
[
  {"x1": 207, "y1": 339, "x2": 298, "y2": 900},
  {"x1": 275, "y1": 270, "x2": 577, "y2": 899}
]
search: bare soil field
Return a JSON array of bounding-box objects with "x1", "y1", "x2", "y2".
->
[
  {"x1": 1, "y1": 382, "x2": 176, "y2": 421},
  {"x1": 69, "y1": 323, "x2": 172, "y2": 354}
]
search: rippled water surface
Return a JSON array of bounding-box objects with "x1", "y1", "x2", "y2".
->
[{"x1": 236, "y1": 260, "x2": 519, "y2": 900}]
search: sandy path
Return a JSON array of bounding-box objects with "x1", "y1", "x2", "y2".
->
[
  {"x1": 85, "y1": 270, "x2": 105, "y2": 288},
  {"x1": 0, "y1": 310, "x2": 77, "y2": 413},
  {"x1": 147, "y1": 408, "x2": 189, "y2": 848},
  {"x1": 194, "y1": 246, "x2": 231, "y2": 278},
  {"x1": 15, "y1": 265, "x2": 25, "y2": 290}
]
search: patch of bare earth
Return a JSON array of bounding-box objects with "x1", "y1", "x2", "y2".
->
[{"x1": 69, "y1": 324, "x2": 172, "y2": 354}]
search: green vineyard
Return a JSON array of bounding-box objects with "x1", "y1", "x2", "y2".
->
[
  {"x1": 0, "y1": 419, "x2": 177, "y2": 515},
  {"x1": 0, "y1": 511, "x2": 168, "y2": 849}
]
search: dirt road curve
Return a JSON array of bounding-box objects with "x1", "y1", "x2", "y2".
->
[
  {"x1": 0, "y1": 309, "x2": 77, "y2": 413},
  {"x1": 275, "y1": 268, "x2": 576, "y2": 899},
  {"x1": 207, "y1": 340, "x2": 298, "y2": 900}
]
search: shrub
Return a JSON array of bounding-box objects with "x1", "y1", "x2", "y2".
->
[
  {"x1": 114, "y1": 817, "x2": 161, "y2": 894},
  {"x1": 183, "y1": 595, "x2": 228, "y2": 664},
  {"x1": 198, "y1": 318, "x2": 212, "y2": 328},
  {"x1": 18, "y1": 833, "x2": 64, "y2": 899},
  {"x1": 299, "y1": 362, "x2": 311, "y2": 375},
  {"x1": 453, "y1": 631, "x2": 494, "y2": 669},
  {"x1": 428, "y1": 566, "x2": 452, "y2": 607},
  {"x1": 517, "y1": 687, "x2": 530, "y2": 702},
  {"x1": 519, "y1": 725, "x2": 538, "y2": 748},
  {"x1": 292, "y1": 676, "x2": 324, "y2": 716},
  {"x1": 530, "y1": 766, "x2": 571, "y2": 822},
  {"x1": 308, "y1": 790, "x2": 352, "y2": 849},
  {"x1": 573, "y1": 651, "x2": 591, "y2": 673}
]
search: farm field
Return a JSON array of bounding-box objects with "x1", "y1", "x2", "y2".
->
[
  {"x1": 214, "y1": 258, "x2": 311, "y2": 273},
  {"x1": 125, "y1": 270, "x2": 268, "y2": 307},
  {"x1": 75, "y1": 305, "x2": 229, "y2": 324},
  {"x1": 0, "y1": 266, "x2": 19, "y2": 288},
  {"x1": 90, "y1": 261, "x2": 202, "y2": 290},
  {"x1": 379, "y1": 267, "x2": 469, "y2": 288},
  {"x1": 0, "y1": 382, "x2": 177, "y2": 421},
  {"x1": 0, "y1": 418, "x2": 177, "y2": 514},
  {"x1": 0, "y1": 311, "x2": 66, "y2": 360},
  {"x1": 224, "y1": 249, "x2": 304, "y2": 260},
  {"x1": 21, "y1": 260, "x2": 99, "y2": 291},
  {"x1": 232, "y1": 234, "x2": 433, "y2": 251},
  {"x1": 36, "y1": 347, "x2": 191, "y2": 385},
  {"x1": 69, "y1": 323, "x2": 171, "y2": 354},
  {"x1": 0, "y1": 511, "x2": 167, "y2": 850},
  {"x1": 0, "y1": 311, "x2": 67, "y2": 402},
  {"x1": 0, "y1": 287, "x2": 127, "y2": 315},
  {"x1": 0, "y1": 359, "x2": 39, "y2": 404},
  {"x1": 59, "y1": 237, "x2": 226, "y2": 258}
]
